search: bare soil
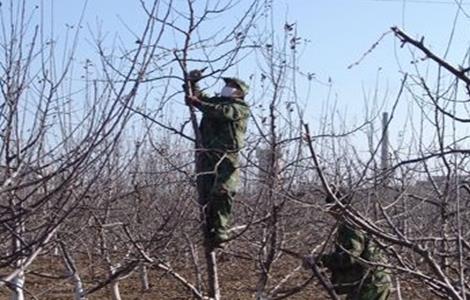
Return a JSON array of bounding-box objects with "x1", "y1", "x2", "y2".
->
[{"x1": 0, "y1": 247, "x2": 439, "y2": 300}]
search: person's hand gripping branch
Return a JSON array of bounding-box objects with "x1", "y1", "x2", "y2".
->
[{"x1": 185, "y1": 68, "x2": 205, "y2": 107}]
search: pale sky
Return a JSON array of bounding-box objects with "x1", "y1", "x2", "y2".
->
[
  {"x1": 52, "y1": 0, "x2": 470, "y2": 99},
  {"x1": 10, "y1": 0, "x2": 470, "y2": 150}
]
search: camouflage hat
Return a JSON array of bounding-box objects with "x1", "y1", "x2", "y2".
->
[
  {"x1": 222, "y1": 77, "x2": 249, "y2": 96},
  {"x1": 325, "y1": 186, "x2": 350, "y2": 204}
]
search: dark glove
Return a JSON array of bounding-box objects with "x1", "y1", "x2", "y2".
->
[
  {"x1": 302, "y1": 255, "x2": 317, "y2": 269},
  {"x1": 318, "y1": 254, "x2": 328, "y2": 267},
  {"x1": 185, "y1": 95, "x2": 201, "y2": 106},
  {"x1": 188, "y1": 69, "x2": 203, "y2": 82}
]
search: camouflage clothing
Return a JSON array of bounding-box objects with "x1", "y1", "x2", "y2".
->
[
  {"x1": 193, "y1": 87, "x2": 250, "y2": 244},
  {"x1": 320, "y1": 222, "x2": 391, "y2": 300}
]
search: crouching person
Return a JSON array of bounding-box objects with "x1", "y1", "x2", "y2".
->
[{"x1": 309, "y1": 188, "x2": 392, "y2": 300}]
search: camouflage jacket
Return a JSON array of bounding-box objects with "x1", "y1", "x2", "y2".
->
[
  {"x1": 194, "y1": 90, "x2": 250, "y2": 152},
  {"x1": 321, "y1": 222, "x2": 390, "y2": 295}
]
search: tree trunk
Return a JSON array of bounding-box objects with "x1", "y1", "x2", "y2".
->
[
  {"x1": 9, "y1": 271, "x2": 25, "y2": 300},
  {"x1": 110, "y1": 280, "x2": 122, "y2": 300},
  {"x1": 139, "y1": 264, "x2": 149, "y2": 291},
  {"x1": 60, "y1": 243, "x2": 86, "y2": 300}
]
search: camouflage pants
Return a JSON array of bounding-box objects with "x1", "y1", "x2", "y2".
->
[{"x1": 197, "y1": 151, "x2": 239, "y2": 241}]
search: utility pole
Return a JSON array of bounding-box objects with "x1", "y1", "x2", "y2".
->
[
  {"x1": 373, "y1": 112, "x2": 391, "y2": 221},
  {"x1": 381, "y1": 112, "x2": 390, "y2": 175}
]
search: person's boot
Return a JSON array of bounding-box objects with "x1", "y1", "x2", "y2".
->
[{"x1": 210, "y1": 230, "x2": 229, "y2": 249}]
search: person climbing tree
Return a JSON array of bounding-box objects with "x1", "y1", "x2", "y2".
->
[{"x1": 185, "y1": 70, "x2": 250, "y2": 248}]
